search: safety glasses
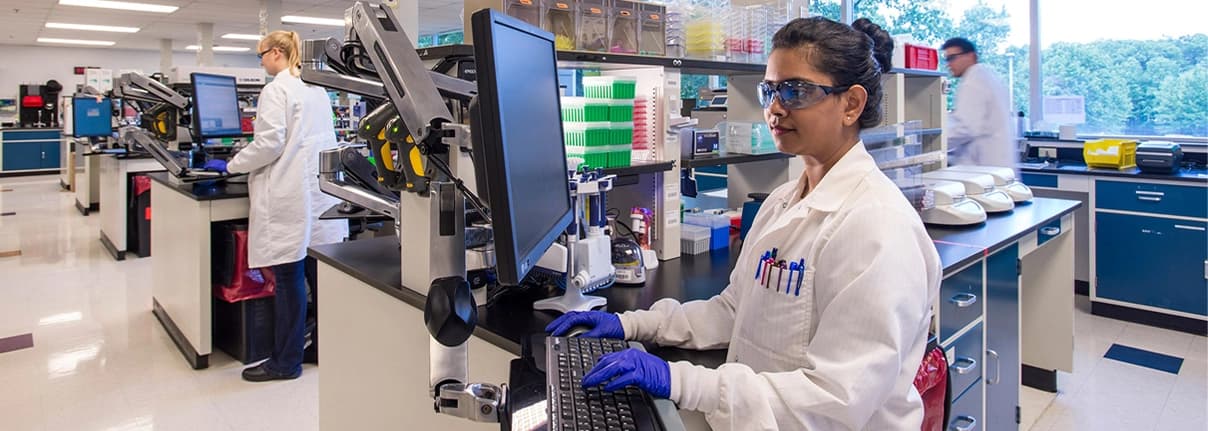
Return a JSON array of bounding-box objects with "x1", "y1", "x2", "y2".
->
[
  {"x1": 757, "y1": 79, "x2": 851, "y2": 110},
  {"x1": 257, "y1": 48, "x2": 276, "y2": 59}
]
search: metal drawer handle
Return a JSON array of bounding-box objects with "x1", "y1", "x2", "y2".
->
[
  {"x1": 1136, "y1": 196, "x2": 1162, "y2": 202},
  {"x1": 1174, "y1": 224, "x2": 1206, "y2": 232},
  {"x1": 986, "y1": 349, "x2": 1001, "y2": 385},
  {"x1": 1040, "y1": 226, "x2": 1061, "y2": 236},
  {"x1": 949, "y1": 293, "x2": 978, "y2": 308},
  {"x1": 949, "y1": 416, "x2": 978, "y2": 431},
  {"x1": 1134, "y1": 190, "x2": 1165, "y2": 196},
  {"x1": 951, "y1": 357, "x2": 978, "y2": 375}
]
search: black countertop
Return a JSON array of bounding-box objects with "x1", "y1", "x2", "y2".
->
[
  {"x1": 147, "y1": 171, "x2": 249, "y2": 201},
  {"x1": 309, "y1": 197, "x2": 1081, "y2": 358},
  {"x1": 1018, "y1": 161, "x2": 1208, "y2": 184}
]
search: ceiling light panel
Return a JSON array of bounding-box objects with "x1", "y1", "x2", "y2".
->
[
  {"x1": 222, "y1": 33, "x2": 262, "y2": 41},
  {"x1": 185, "y1": 45, "x2": 251, "y2": 52},
  {"x1": 281, "y1": 15, "x2": 344, "y2": 26},
  {"x1": 46, "y1": 22, "x2": 141, "y2": 33},
  {"x1": 37, "y1": 37, "x2": 117, "y2": 46},
  {"x1": 58, "y1": 0, "x2": 179, "y2": 14}
]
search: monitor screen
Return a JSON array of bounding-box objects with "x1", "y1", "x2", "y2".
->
[
  {"x1": 190, "y1": 73, "x2": 242, "y2": 139},
  {"x1": 471, "y1": 9, "x2": 574, "y2": 286},
  {"x1": 72, "y1": 97, "x2": 112, "y2": 138}
]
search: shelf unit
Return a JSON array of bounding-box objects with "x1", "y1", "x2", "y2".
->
[{"x1": 682, "y1": 152, "x2": 790, "y2": 169}]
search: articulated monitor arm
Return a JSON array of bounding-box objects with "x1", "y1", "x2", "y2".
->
[
  {"x1": 114, "y1": 72, "x2": 188, "y2": 110},
  {"x1": 302, "y1": 2, "x2": 502, "y2": 425}
]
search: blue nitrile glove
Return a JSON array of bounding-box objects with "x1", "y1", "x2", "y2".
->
[
  {"x1": 582, "y1": 348, "x2": 671, "y2": 398},
  {"x1": 545, "y1": 311, "x2": 624, "y2": 339},
  {"x1": 203, "y1": 159, "x2": 228, "y2": 173}
]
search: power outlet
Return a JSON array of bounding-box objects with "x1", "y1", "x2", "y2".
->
[{"x1": 1039, "y1": 147, "x2": 1058, "y2": 159}]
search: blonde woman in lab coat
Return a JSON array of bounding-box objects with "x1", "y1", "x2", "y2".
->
[
  {"x1": 205, "y1": 31, "x2": 348, "y2": 382},
  {"x1": 547, "y1": 17, "x2": 942, "y2": 430}
]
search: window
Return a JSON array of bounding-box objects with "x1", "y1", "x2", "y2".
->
[{"x1": 1042, "y1": 0, "x2": 1207, "y2": 137}]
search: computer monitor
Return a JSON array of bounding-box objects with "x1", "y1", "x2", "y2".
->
[
  {"x1": 72, "y1": 97, "x2": 113, "y2": 138},
  {"x1": 470, "y1": 9, "x2": 574, "y2": 286},
  {"x1": 190, "y1": 73, "x2": 242, "y2": 139}
]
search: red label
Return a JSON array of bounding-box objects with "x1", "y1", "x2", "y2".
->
[{"x1": 145, "y1": 207, "x2": 152, "y2": 221}]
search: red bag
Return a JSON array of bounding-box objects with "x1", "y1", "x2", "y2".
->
[
  {"x1": 913, "y1": 338, "x2": 949, "y2": 431},
  {"x1": 213, "y1": 227, "x2": 276, "y2": 302}
]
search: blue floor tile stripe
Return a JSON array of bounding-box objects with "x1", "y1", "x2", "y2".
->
[{"x1": 1104, "y1": 343, "x2": 1183, "y2": 374}]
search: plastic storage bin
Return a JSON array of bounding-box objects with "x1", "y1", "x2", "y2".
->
[
  {"x1": 683, "y1": 211, "x2": 729, "y2": 250},
  {"x1": 584, "y1": 98, "x2": 611, "y2": 122},
  {"x1": 609, "y1": 99, "x2": 634, "y2": 122},
  {"x1": 610, "y1": 0, "x2": 640, "y2": 54},
  {"x1": 639, "y1": 2, "x2": 667, "y2": 56},
  {"x1": 544, "y1": 0, "x2": 577, "y2": 50},
  {"x1": 583, "y1": 76, "x2": 637, "y2": 99},
  {"x1": 1083, "y1": 139, "x2": 1137, "y2": 169},
  {"x1": 719, "y1": 121, "x2": 777, "y2": 155},
  {"x1": 904, "y1": 44, "x2": 938, "y2": 70},
  {"x1": 561, "y1": 97, "x2": 586, "y2": 122},
  {"x1": 577, "y1": 0, "x2": 610, "y2": 52},
  {"x1": 506, "y1": 0, "x2": 543, "y2": 29},
  {"x1": 681, "y1": 224, "x2": 711, "y2": 255}
]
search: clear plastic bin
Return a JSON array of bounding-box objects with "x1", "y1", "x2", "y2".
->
[
  {"x1": 610, "y1": 0, "x2": 640, "y2": 54},
  {"x1": 681, "y1": 224, "x2": 711, "y2": 255},
  {"x1": 544, "y1": 0, "x2": 577, "y2": 50},
  {"x1": 639, "y1": 2, "x2": 667, "y2": 56},
  {"x1": 506, "y1": 0, "x2": 543, "y2": 29},
  {"x1": 578, "y1": 0, "x2": 610, "y2": 52}
]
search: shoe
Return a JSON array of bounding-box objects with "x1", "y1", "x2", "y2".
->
[{"x1": 241, "y1": 363, "x2": 301, "y2": 382}]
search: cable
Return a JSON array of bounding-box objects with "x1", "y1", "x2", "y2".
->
[
  {"x1": 614, "y1": 219, "x2": 641, "y2": 244},
  {"x1": 425, "y1": 151, "x2": 492, "y2": 224}
]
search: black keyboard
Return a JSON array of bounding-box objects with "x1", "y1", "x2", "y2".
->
[{"x1": 546, "y1": 336, "x2": 663, "y2": 431}]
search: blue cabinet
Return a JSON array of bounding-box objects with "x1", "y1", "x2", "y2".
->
[
  {"x1": 40, "y1": 141, "x2": 61, "y2": 169},
  {"x1": 985, "y1": 244, "x2": 1020, "y2": 430},
  {"x1": 940, "y1": 261, "x2": 984, "y2": 342},
  {"x1": 2, "y1": 141, "x2": 43, "y2": 171},
  {"x1": 1, "y1": 130, "x2": 63, "y2": 172},
  {"x1": 1096, "y1": 212, "x2": 1208, "y2": 316}
]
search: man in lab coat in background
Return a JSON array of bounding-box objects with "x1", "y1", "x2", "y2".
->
[{"x1": 942, "y1": 37, "x2": 1016, "y2": 168}]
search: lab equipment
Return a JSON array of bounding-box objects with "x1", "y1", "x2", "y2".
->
[
  {"x1": 921, "y1": 180, "x2": 987, "y2": 226},
  {"x1": 680, "y1": 127, "x2": 719, "y2": 159},
  {"x1": 190, "y1": 73, "x2": 243, "y2": 139},
  {"x1": 578, "y1": 0, "x2": 610, "y2": 51},
  {"x1": 944, "y1": 165, "x2": 1034, "y2": 203},
  {"x1": 546, "y1": 336, "x2": 665, "y2": 431},
  {"x1": 546, "y1": 310, "x2": 625, "y2": 338},
  {"x1": 71, "y1": 96, "x2": 113, "y2": 138},
  {"x1": 611, "y1": 237, "x2": 646, "y2": 284},
  {"x1": 680, "y1": 224, "x2": 711, "y2": 254},
  {"x1": 920, "y1": 170, "x2": 1014, "y2": 213},
  {"x1": 529, "y1": 170, "x2": 617, "y2": 312},
  {"x1": 1082, "y1": 138, "x2": 1137, "y2": 169},
  {"x1": 718, "y1": 121, "x2": 776, "y2": 155},
  {"x1": 682, "y1": 210, "x2": 728, "y2": 250},
  {"x1": 1135, "y1": 141, "x2": 1183, "y2": 174}
]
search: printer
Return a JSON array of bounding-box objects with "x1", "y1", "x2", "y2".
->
[
  {"x1": 1136, "y1": 141, "x2": 1183, "y2": 173},
  {"x1": 945, "y1": 165, "x2": 1034, "y2": 202}
]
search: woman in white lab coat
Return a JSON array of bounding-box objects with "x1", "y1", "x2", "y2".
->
[
  {"x1": 207, "y1": 31, "x2": 347, "y2": 382},
  {"x1": 548, "y1": 17, "x2": 942, "y2": 430}
]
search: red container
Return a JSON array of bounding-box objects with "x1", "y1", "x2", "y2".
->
[{"x1": 905, "y1": 44, "x2": 938, "y2": 70}]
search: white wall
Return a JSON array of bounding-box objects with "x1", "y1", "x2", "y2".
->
[{"x1": 0, "y1": 44, "x2": 261, "y2": 99}]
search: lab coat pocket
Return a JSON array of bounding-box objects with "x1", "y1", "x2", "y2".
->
[{"x1": 734, "y1": 266, "x2": 815, "y2": 370}]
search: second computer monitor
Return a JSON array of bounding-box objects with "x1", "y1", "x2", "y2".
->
[
  {"x1": 471, "y1": 9, "x2": 574, "y2": 286},
  {"x1": 190, "y1": 73, "x2": 242, "y2": 140},
  {"x1": 72, "y1": 97, "x2": 113, "y2": 138}
]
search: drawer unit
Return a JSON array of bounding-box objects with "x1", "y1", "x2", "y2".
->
[
  {"x1": 940, "y1": 260, "x2": 984, "y2": 342},
  {"x1": 2, "y1": 130, "x2": 62, "y2": 141},
  {"x1": 948, "y1": 380, "x2": 984, "y2": 431},
  {"x1": 946, "y1": 322, "x2": 984, "y2": 398},
  {"x1": 1020, "y1": 172, "x2": 1058, "y2": 188},
  {"x1": 1095, "y1": 180, "x2": 1207, "y2": 219}
]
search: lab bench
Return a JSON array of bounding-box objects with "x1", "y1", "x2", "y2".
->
[
  {"x1": 147, "y1": 172, "x2": 250, "y2": 369},
  {"x1": 308, "y1": 197, "x2": 1079, "y2": 431},
  {"x1": 1019, "y1": 161, "x2": 1208, "y2": 335}
]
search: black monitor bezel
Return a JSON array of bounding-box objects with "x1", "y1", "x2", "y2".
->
[
  {"x1": 470, "y1": 8, "x2": 574, "y2": 286},
  {"x1": 189, "y1": 72, "x2": 243, "y2": 140}
]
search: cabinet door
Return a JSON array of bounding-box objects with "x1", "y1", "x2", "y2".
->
[
  {"x1": 985, "y1": 243, "x2": 1020, "y2": 431},
  {"x1": 41, "y1": 141, "x2": 61, "y2": 169},
  {"x1": 1096, "y1": 212, "x2": 1208, "y2": 316},
  {"x1": 2, "y1": 141, "x2": 43, "y2": 171}
]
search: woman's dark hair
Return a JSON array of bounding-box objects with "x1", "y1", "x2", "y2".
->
[{"x1": 771, "y1": 17, "x2": 894, "y2": 128}]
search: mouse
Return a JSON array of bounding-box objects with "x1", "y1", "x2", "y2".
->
[{"x1": 564, "y1": 325, "x2": 593, "y2": 338}]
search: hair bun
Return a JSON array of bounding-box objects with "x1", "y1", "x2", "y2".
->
[{"x1": 852, "y1": 18, "x2": 894, "y2": 73}]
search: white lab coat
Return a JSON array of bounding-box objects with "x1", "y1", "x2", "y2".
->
[
  {"x1": 618, "y1": 142, "x2": 941, "y2": 431},
  {"x1": 948, "y1": 63, "x2": 1017, "y2": 168},
  {"x1": 227, "y1": 69, "x2": 347, "y2": 268}
]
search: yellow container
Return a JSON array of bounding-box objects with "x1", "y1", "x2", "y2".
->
[{"x1": 1083, "y1": 139, "x2": 1137, "y2": 169}]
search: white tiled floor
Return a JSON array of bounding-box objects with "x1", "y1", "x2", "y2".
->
[{"x1": 1, "y1": 174, "x2": 1206, "y2": 430}]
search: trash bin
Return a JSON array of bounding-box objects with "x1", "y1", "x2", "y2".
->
[
  {"x1": 128, "y1": 175, "x2": 153, "y2": 257},
  {"x1": 211, "y1": 221, "x2": 276, "y2": 364}
]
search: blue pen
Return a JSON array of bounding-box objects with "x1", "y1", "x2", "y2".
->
[
  {"x1": 786, "y1": 262, "x2": 797, "y2": 294},
  {"x1": 794, "y1": 259, "x2": 806, "y2": 296},
  {"x1": 755, "y1": 251, "x2": 769, "y2": 279}
]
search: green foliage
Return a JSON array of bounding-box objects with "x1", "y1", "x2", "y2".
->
[
  {"x1": 1154, "y1": 63, "x2": 1208, "y2": 136},
  {"x1": 1042, "y1": 42, "x2": 1133, "y2": 133}
]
